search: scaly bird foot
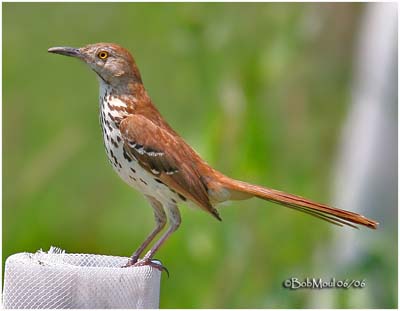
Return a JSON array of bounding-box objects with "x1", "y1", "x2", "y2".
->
[{"x1": 123, "y1": 258, "x2": 169, "y2": 277}]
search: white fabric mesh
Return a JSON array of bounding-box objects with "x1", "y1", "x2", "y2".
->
[{"x1": 3, "y1": 247, "x2": 161, "y2": 309}]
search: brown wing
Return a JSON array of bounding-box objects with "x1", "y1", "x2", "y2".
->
[{"x1": 120, "y1": 114, "x2": 221, "y2": 220}]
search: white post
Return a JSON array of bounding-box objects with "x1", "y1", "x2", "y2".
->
[{"x1": 3, "y1": 248, "x2": 161, "y2": 309}]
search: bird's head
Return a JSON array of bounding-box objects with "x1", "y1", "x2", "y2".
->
[{"x1": 48, "y1": 43, "x2": 142, "y2": 87}]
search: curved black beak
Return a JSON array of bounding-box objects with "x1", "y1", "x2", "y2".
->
[{"x1": 48, "y1": 46, "x2": 82, "y2": 58}]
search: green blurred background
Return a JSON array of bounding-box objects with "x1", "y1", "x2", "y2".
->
[{"x1": 3, "y1": 2, "x2": 397, "y2": 308}]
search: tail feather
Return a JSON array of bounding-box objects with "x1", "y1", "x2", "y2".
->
[{"x1": 221, "y1": 178, "x2": 378, "y2": 229}]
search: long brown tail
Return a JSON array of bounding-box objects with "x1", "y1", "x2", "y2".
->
[{"x1": 220, "y1": 177, "x2": 378, "y2": 229}]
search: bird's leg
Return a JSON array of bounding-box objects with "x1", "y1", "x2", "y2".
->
[
  {"x1": 125, "y1": 196, "x2": 166, "y2": 266},
  {"x1": 134, "y1": 203, "x2": 181, "y2": 269}
]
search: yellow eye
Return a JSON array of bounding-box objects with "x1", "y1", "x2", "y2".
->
[{"x1": 98, "y1": 51, "x2": 108, "y2": 59}]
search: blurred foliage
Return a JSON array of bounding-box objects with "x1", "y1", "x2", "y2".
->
[{"x1": 3, "y1": 2, "x2": 396, "y2": 308}]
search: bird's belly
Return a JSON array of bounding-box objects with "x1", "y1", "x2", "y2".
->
[
  {"x1": 103, "y1": 133, "x2": 154, "y2": 193},
  {"x1": 101, "y1": 124, "x2": 183, "y2": 204}
]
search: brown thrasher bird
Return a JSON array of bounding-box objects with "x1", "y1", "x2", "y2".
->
[{"x1": 48, "y1": 43, "x2": 378, "y2": 269}]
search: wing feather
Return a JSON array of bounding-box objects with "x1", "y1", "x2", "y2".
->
[{"x1": 120, "y1": 115, "x2": 221, "y2": 220}]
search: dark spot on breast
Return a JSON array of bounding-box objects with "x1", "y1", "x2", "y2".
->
[
  {"x1": 116, "y1": 136, "x2": 121, "y2": 142},
  {"x1": 105, "y1": 120, "x2": 112, "y2": 131},
  {"x1": 108, "y1": 112, "x2": 115, "y2": 121},
  {"x1": 154, "y1": 178, "x2": 165, "y2": 185},
  {"x1": 110, "y1": 137, "x2": 118, "y2": 148},
  {"x1": 178, "y1": 193, "x2": 187, "y2": 201},
  {"x1": 139, "y1": 178, "x2": 148, "y2": 185},
  {"x1": 109, "y1": 150, "x2": 119, "y2": 167},
  {"x1": 123, "y1": 148, "x2": 132, "y2": 162},
  {"x1": 130, "y1": 168, "x2": 136, "y2": 173},
  {"x1": 171, "y1": 198, "x2": 177, "y2": 204},
  {"x1": 129, "y1": 175, "x2": 137, "y2": 181}
]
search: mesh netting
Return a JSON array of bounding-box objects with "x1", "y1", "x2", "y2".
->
[{"x1": 3, "y1": 247, "x2": 161, "y2": 309}]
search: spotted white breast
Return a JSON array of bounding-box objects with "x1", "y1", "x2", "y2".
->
[{"x1": 98, "y1": 82, "x2": 184, "y2": 205}]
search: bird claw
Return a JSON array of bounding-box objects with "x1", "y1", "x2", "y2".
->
[{"x1": 123, "y1": 258, "x2": 169, "y2": 277}]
